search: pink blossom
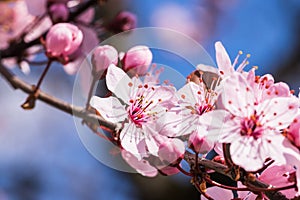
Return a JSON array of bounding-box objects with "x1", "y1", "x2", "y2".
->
[
  {"x1": 188, "y1": 130, "x2": 213, "y2": 154},
  {"x1": 106, "y1": 11, "x2": 137, "y2": 33},
  {"x1": 0, "y1": 1, "x2": 35, "y2": 49},
  {"x1": 258, "y1": 165, "x2": 298, "y2": 199},
  {"x1": 200, "y1": 73, "x2": 299, "y2": 171},
  {"x1": 90, "y1": 64, "x2": 177, "y2": 160},
  {"x1": 45, "y1": 23, "x2": 83, "y2": 62},
  {"x1": 121, "y1": 150, "x2": 157, "y2": 177},
  {"x1": 91, "y1": 45, "x2": 118, "y2": 74},
  {"x1": 158, "y1": 138, "x2": 185, "y2": 165},
  {"x1": 158, "y1": 166, "x2": 180, "y2": 176},
  {"x1": 121, "y1": 46, "x2": 153, "y2": 76},
  {"x1": 287, "y1": 114, "x2": 300, "y2": 148},
  {"x1": 246, "y1": 68, "x2": 292, "y2": 103},
  {"x1": 215, "y1": 41, "x2": 251, "y2": 77},
  {"x1": 166, "y1": 81, "x2": 218, "y2": 140},
  {"x1": 49, "y1": 3, "x2": 69, "y2": 23}
]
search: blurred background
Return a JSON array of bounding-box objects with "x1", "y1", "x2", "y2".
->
[{"x1": 1, "y1": 0, "x2": 300, "y2": 199}]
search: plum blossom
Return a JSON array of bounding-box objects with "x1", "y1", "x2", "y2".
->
[
  {"x1": 91, "y1": 45, "x2": 118, "y2": 76},
  {"x1": 0, "y1": 0, "x2": 35, "y2": 49},
  {"x1": 287, "y1": 114, "x2": 300, "y2": 148},
  {"x1": 121, "y1": 45, "x2": 153, "y2": 76},
  {"x1": 158, "y1": 138, "x2": 185, "y2": 165},
  {"x1": 258, "y1": 165, "x2": 298, "y2": 199},
  {"x1": 200, "y1": 72, "x2": 299, "y2": 171},
  {"x1": 215, "y1": 41, "x2": 251, "y2": 77},
  {"x1": 45, "y1": 23, "x2": 83, "y2": 63},
  {"x1": 188, "y1": 130, "x2": 213, "y2": 154},
  {"x1": 106, "y1": 11, "x2": 137, "y2": 33},
  {"x1": 165, "y1": 79, "x2": 218, "y2": 144},
  {"x1": 90, "y1": 64, "x2": 177, "y2": 161},
  {"x1": 245, "y1": 68, "x2": 293, "y2": 103},
  {"x1": 49, "y1": 3, "x2": 69, "y2": 23}
]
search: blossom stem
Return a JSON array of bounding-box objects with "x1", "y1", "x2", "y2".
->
[
  {"x1": 21, "y1": 60, "x2": 52, "y2": 109},
  {"x1": 176, "y1": 164, "x2": 193, "y2": 177},
  {"x1": 222, "y1": 143, "x2": 234, "y2": 167},
  {"x1": 204, "y1": 176, "x2": 249, "y2": 191},
  {"x1": 246, "y1": 182, "x2": 297, "y2": 192},
  {"x1": 248, "y1": 158, "x2": 274, "y2": 174},
  {"x1": 85, "y1": 75, "x2": 98, "y2": 110},
  {"x1": 193, "y1": 178, "x2": 214, "y2": 200},
  {"x1": 35, "y1": 60, "x2": 52, "y2": 91}
]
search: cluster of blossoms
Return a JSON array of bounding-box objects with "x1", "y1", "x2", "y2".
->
[
  {"x1": 90, "y1": 41, "x2": 300, "y2": 199},
  {"x1": 0, "y1": 0, "x2": 137, "y2": 74},
  {"x1": 0, "y1": 1, "x2": 299, "y2": 199}
]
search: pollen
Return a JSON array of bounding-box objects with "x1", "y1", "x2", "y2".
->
[
  {"x1": 128, "y1": 82, "x2": 133, "y2": 87},
  {"x1": 181, "y1": 94, "x2": 186, "y2": 99}
]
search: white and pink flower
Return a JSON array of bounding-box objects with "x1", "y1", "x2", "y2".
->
[
  {"x1": 90, "y1": 64, "x2": 178, "y2": 161},
  {"x1": 215, "y1": 41, "x2": 251, "y2": 77},
  {"x1": 200, "y1": 72, "x2": 299, "y2": 171}
]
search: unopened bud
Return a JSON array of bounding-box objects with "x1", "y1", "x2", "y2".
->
[
  {"x1": 107, "y1": 11, "x2": 137, "y2": 33},
  {"x1": 91, "y1": 45, "x2": 118, "y2": 76},
  {"x1": 49, "y1": 3, "x2": 69, "y2": 23},
  {"x1": 45, "y1": 23, "x2": 83, "y2": 62},
  {"x1": 122, "y1": 45, "x2": 152, "y2": 76}
]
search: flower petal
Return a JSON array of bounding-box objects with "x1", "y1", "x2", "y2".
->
[
  {"x1": 90, "y1": 96, "x2": 127, "y2": 123},
  {"x1": 121, "y1": 150, "x2": 158, "y2": 177},
  {"x1": 258, "y1": 97, "x2": 299, "y2": 130},
  {"x1": 217, "y1": 73, "x2": 255, "y2": 117},
  {"x1": 215, "y1": 41, "x2": 233, "y2": 76},
  {"x1": 106, "y1": 64, "x2": 131, "y2": 102},
  {"x1": 177, "y1": 82, "x2": 202, "y2": 106},
  {"x1": 119, "y1": 123, "x2": 146, "y2": 159}
]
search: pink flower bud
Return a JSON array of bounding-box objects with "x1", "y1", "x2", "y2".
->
[
  {"x1": 122, "y1": 45, "x2": 152, "y2": 75},
  {"x1": 49, "y1": 3, "x2": 69, "y2": 23},
  {"x1": 188, "y1": 131, "x2": 213, "y2": 154},
  {"x1": 158, "y1": 138, "x2": 185, "y2": 165},
  {"x1": 45, "y1": 23, "x2": 83, "y2": 61},
  {"x1": 107, "y1": 11, "x2": 137, "y2": 33},
  {"x1": 91, "y1": 45, "x2": 118, "y2": 74}
]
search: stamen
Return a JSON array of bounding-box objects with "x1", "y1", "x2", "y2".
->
[
  {"x1": 232, "y1": 50, "x2": 243, "y2": 69},
  {"x1": 236, "y1": 53, "x2": 251, "y2": 72}
]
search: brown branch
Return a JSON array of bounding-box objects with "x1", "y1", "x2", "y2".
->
[
  {"x1": 0, "y1": 62, "x2": 118, "y2": 131},
  {"x1": 184, "y1": 151, "x2": 290, "y2": 200}
]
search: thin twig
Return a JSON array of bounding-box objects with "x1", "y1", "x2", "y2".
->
[{"x1": 0, "y1": 63, "x2": 117, "y2": 131}]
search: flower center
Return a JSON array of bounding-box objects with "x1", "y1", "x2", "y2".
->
[
  {"x1": 197, "y1": 103, "x2": 214, "y2": 115},
  {"x1": 240, "y1": 113, "x2": 262, "y2": 139},
  {"x1": 128, "y1": 96, "x2": 153, "y2": 127}
]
